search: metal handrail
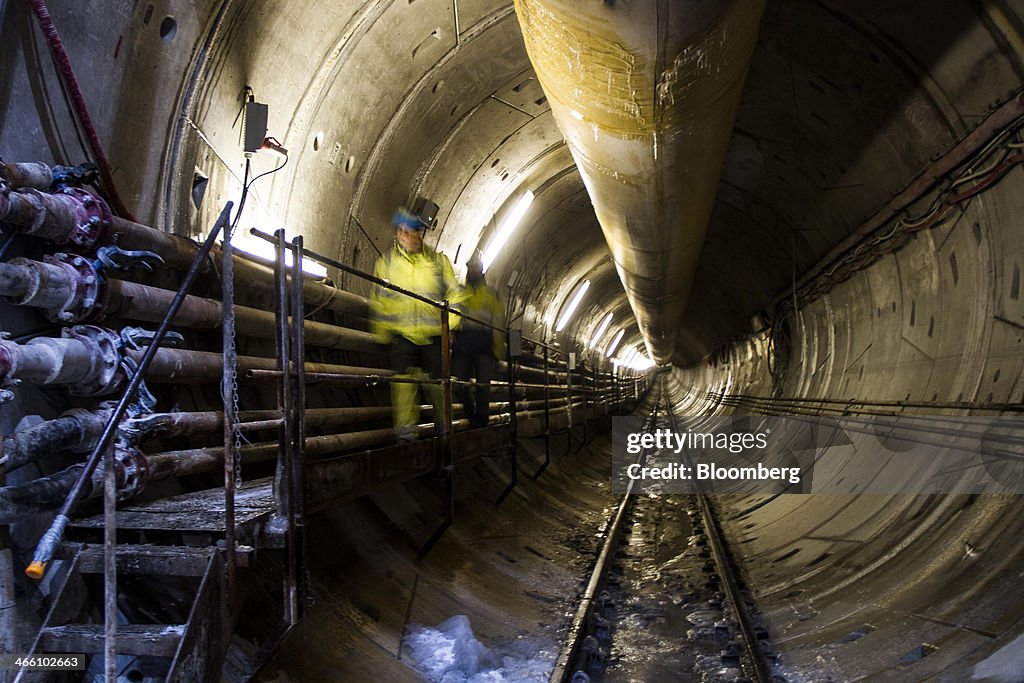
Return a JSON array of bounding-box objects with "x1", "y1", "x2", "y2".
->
[{"x1": 246, "y1": 226, "x2": 627, "y2": 522}]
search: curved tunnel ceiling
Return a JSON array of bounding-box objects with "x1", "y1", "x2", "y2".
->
[{"x1": 143, "y1": 0, "x2": 1024, "y2": 371}]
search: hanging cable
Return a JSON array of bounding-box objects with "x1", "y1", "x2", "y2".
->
[{"x1": 28, "y1": 0, "x2": 137, "y2": 221}]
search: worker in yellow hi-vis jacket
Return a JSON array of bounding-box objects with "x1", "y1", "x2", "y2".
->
[
  {"x1": 452, "y1": 257, "x2": 506, "y2": 428},
  {"x1": 371, "y1": 208, "x2": 462, "y2": 443}
]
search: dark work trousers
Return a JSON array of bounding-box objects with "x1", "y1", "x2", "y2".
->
[
  {"x1": 385, "y1": 336, "x2": 444, "y2": 439},
  {"x1": 452, "y1": 348, "x2": 495, "y2": 428}
]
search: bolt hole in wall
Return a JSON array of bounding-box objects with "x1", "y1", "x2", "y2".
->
[
  {"x1": 313, "y1": 132, "x2": 322, "y2": 152},
  {"x1": 159, "y1": 16, "x2": 176, "y2": 42}
]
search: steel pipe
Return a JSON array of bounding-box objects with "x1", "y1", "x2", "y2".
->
[
  {"x1": 103, "y1": 279, "x2": 376, "y2": 351},
  {"x1": 0, "y1": 325, "x2": 121, "y2": 395},
  {"x1": 0, "y1": 464, "x2": 84, "y2": 524},
  {"x1": 131, "y1": 348, "x2": 389, "y2": 384},
  {"x1": 1, "y1": 408, "x2": 110, "y2": 472},
  {"x1": 0, "y1": 185, "x2": 110, "y2": 249},
  {"x1": 0, "y1": 162, "x2": 53, "y2": 190},
  {"x1": 0, "y1": 396, "x2": 608, "y2": 523},
  {"x1": 0, "y1": 326, "x2": 389, "y2": 392},
  {"x1": 111, "y1": 217, "x2": 368, "y2": 316}
]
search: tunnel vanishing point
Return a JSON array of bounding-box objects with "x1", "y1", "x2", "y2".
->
[{"x1": 3, "y1": 0, "x2": 1024, "y2": 681}]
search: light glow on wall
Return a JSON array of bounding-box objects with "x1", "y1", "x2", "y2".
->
[
  {"x1": 481, "y1": 191, "x2": 534, "y2": 272},
  {"x1": 555, "y1": 280, "x2": 590, "y2": 332},
  {"x1": 588, "y1": 313, "x2": 612, "y2": 349}
]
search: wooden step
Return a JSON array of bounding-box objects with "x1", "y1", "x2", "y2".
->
[
  {"x1": 41, "y1": 624, "x2": 184, "y2": 657},
  {"x1": 72, "y1": 544, "x2": 213, "y2": 577}
]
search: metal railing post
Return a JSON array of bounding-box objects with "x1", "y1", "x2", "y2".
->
[
  {"x1": 532, "y1": 346, "x2": 551, "y2": 479},
  {"x1": 566, "y1": 358, "x2": 573, "y2": 431},
  {"x1": 496, "y1": 328, "x2": 518, "y2": 505},
  {"x1": 422, "y1": 304, "x2": 454, "y2": 555},
  {"x1": 273, "y1": 229, "x2": 297, "y2": 625},
  {"x1": 289, "y1": 235, "x2": 307, "y2": 621}
]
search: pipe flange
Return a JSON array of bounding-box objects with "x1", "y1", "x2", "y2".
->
[
  {"x1": 115, "y1": 442, "x2": 149, "y2": 500},
  {"x1": 62, "y1": 188, "x2": 112, "y2": 250},
  {"x1": 61, "y1": 325, "x2": 123, "y2": 396},
  {"x1": 0, "y1": 342, "x2": 15, "y2": 389},
  {"x1": 91, "y1": 442, "x2": 150, "y2": 501},
  {"x1": 40, "y1": 253, "x2": 104, "y2": 322}
]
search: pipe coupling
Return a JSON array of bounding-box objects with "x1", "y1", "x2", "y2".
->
[
  {"x1": 92, "y1": 442, "x2": 150, "y2": 501},
  {"x1": 3, "y1": 254, "x2": 103, "y2": 322},
  {"x1": 61, "y1": 325, "x2": 123, "y2": 396},
  {"x1": 0, "y1": 187, "x2": 111, "y2": 250}
]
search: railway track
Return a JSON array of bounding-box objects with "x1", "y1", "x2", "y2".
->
[{"x1": 551, "y1": 393, "x2": 781, "y2": 682}]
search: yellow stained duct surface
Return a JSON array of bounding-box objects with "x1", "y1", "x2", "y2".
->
[{"x1": 514, "y1": 0, "x2": 765, "y2": 362}]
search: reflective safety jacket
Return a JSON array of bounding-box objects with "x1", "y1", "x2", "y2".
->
[
  {"x1": 454, "y1": 282, "x2": 506, "y2": 360},
  {"x1": 371, "y1": 242, "x2": 462, "y2": 345}
]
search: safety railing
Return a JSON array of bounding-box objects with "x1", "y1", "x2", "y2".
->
[{"x1": 248, "y1": 228, "x2": 640, "y2": 520}]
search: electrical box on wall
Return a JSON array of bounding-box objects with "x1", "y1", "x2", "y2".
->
[
  {"x1": 244, "y1": 101, "x2": 269, "y2": 153},
  {"x1": 508, "y1": 329, "x2": 522, "y2": 357}
]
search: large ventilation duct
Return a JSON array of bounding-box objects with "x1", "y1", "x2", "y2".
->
[{"x1": 513, "y1": 0, "x2": 765, "y2": 363}]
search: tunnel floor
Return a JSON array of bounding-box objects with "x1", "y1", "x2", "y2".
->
[{"x1": 256, "y1": 428, "x2": 617, "y2": 682}]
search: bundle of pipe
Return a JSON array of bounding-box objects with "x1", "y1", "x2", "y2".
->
[
  {"x1": 513, "y1": 0, "x2": 765, "y2": 363},
  {"x1": 0, "y1": 257, "x2": 376, "y2": 350},
  {"x1": 0, "y1": 321, "x2": 392, "y2": 394},
  {"x1": 0, "y1": 166, "x2": 366, "y2": 315},
  {"x1": 0, "y1": 395, "x2": 605, "y2": 524}
]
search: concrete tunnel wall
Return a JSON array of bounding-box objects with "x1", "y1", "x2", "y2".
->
[
  {"x1": 667, "y1": 159, "x2": 1024, "y2": 679},
  {"x1": 4, "y1": 0, "x2": 1024, "y2": 680}
]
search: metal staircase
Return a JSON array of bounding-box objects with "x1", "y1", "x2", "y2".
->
[{"x1": 17, "y1": 543, "x2": 223, "y2": 683}]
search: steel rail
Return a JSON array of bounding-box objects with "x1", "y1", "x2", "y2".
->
[{"x1": 667, "y1": 405, "x2": 774, "y2": 683}]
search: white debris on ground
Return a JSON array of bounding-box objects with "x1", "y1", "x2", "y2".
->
[
  {"x1": 403, "y1": 615, "x2": 555, "y2": 683},
  {"x1": 972, "y1": 632, "x2": 1024, "y2": 682}
]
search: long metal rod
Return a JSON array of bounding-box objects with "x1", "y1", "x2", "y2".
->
[
  {"x1": 25, "y1": 202, "x2": 233, "y2": 580},
  {"x1": 102, "y1": 440, "x2": 116, "y2": 682}
]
